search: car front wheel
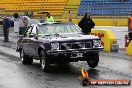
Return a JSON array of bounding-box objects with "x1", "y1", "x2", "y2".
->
[
  {"x1": 40, "y1": 51, "x2": 50, "y2": 72},
  {"x1": 20, "y1": 49, "x2": 33, "y2": 65},
  {"x1": 87, "y1": 54, "x2": 99, "y2": 68}
]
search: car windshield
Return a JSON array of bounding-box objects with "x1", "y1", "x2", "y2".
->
[{"x1": 37, "y1": 23, "x2": 82, "y2": 36}]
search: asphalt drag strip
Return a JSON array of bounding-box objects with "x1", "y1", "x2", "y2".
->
[{"x1": 0, "y1": 44, "x2": 132, "y2": 88}]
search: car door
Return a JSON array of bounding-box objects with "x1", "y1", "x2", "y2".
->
[
  {"x1": 22, "y1": 26, "x2": 33, "y2": 55},
  {"x1": 28, "y1": 26, "x2": 40, "y2": 57}
]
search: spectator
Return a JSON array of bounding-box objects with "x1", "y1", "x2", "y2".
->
[
  {"x1": 23, "y1": 17, "x2": 28, "y2": 28},
  {"x1": 46, "y1": 13, "x2": 54, "y2": 22},
  {"x1": 19, "y1": 17, "x2": 28, "y2": 35},
  {"x1": 128, "y1": 13, "x2": 132, "y2": 42},
  {"x1": 78, "y1": 13, "x2": 95, "y2": 35},
  {"x1": 3, "y1": 15, "x2": 11, "y2": 42},
  {"x1": 68, "y1": 11, "x2": 72, "y2": 22}
]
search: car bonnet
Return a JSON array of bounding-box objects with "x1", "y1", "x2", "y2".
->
[{"x1": 49, "y1": 33, "x2": 100, "y2": 42}]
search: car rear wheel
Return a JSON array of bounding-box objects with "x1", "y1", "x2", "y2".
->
[
  {"x1": 87, "y1": 54, "x2": 99, "y2": 68},
  {"x1": 20, "y1": 49, "x2": 33, "y2": 65},
  {"x1": 40, "y1": 51, "x2": 50, "y2": 72}
]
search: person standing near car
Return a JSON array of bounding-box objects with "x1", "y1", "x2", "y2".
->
[
  {"x1": 78, "y1": 13, "x2": 95, "y2": 35},
  {"x1": 46, "y1": 13, "x2": 54, "y2": 22},
  {"x1": 128, "y1": 13, "x2": 132, "y2": 42},
  {"x1": 19, "y1": 17, "x2": 28, "y2": 36},
  {"x1": 3, "y1": 15, "x2": 11, "y2": 42},
  {"x1": 68, "y1": 10, "x2": 72, "y2": 22}
]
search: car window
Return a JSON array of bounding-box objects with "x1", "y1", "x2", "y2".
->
[
  {"x1": 69, "y1": 25, "x2": 78, "y2": 32},
  {"x1": 37, "y1": 24, "x2": 82, "y2": 36},
  {"x1": 38, "y1": 26, "x2": 49, "y2": 36},
  {"x1": 54, "y1": 26, "x2": 62, "y2": 33}
]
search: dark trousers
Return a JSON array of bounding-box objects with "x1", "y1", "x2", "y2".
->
[
  {"x1": 3, "y1": 28, "x2": 9, "y2": 42},
  {"x1": 82, "y1": 32, "x2": 91, "y2": 35},
  {"x1": 129, "y1": 32, "x2": 132, "y2": 42}
]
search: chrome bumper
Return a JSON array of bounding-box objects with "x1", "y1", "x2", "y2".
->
[{"x1": 47, "y1": 47, "x2": 103, "y2": 55}]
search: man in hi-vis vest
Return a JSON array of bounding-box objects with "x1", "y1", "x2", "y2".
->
[
  {"x1": 128, "y1": 13, "x2": 132, "y2": 41},
  {"x1": 46, "y1": 13, "x2": 54, "y2": 22}
]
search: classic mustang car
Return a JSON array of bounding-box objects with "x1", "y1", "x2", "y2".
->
[{"x1": 16, "y1": 22, "x2": 103, "y2": 72}]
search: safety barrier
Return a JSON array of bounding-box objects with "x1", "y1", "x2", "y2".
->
[
  {"x1": 91, "y1": 29, "x2": 116, "y2": 52},
  {"x1": 126, "y1": 41, "x2": 132, "y2": 55}
]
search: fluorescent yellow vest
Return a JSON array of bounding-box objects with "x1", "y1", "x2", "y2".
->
[{"x1": 46, "y1": 16, "x2": 54, "y2": 22}]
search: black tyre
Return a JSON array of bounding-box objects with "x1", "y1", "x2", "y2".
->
[
  {"x1": 20, "y1": 49, "x2": 33, "y2": 65},
  {"x1": 87, "y1": 54, "x2": 99, "y2": 68},
  {"x1": 40, "y1": 51, "x2": 50, "y2": 72}
]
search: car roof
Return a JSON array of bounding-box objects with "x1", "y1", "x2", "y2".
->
[{"x1": 37, "y1": 22, "x2": 74, "y2": 26}]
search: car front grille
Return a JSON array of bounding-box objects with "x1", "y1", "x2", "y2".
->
[{"x1": 60, "y1": 42, "x2": 93, "y2": 50}]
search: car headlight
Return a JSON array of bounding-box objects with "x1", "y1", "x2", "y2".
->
[
  {"x1": 51, "y1": 43, "x2": 59, "y2": 50},
  {"x1": 93, "y1": 40, "x2": 101, "y2": 47}
]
